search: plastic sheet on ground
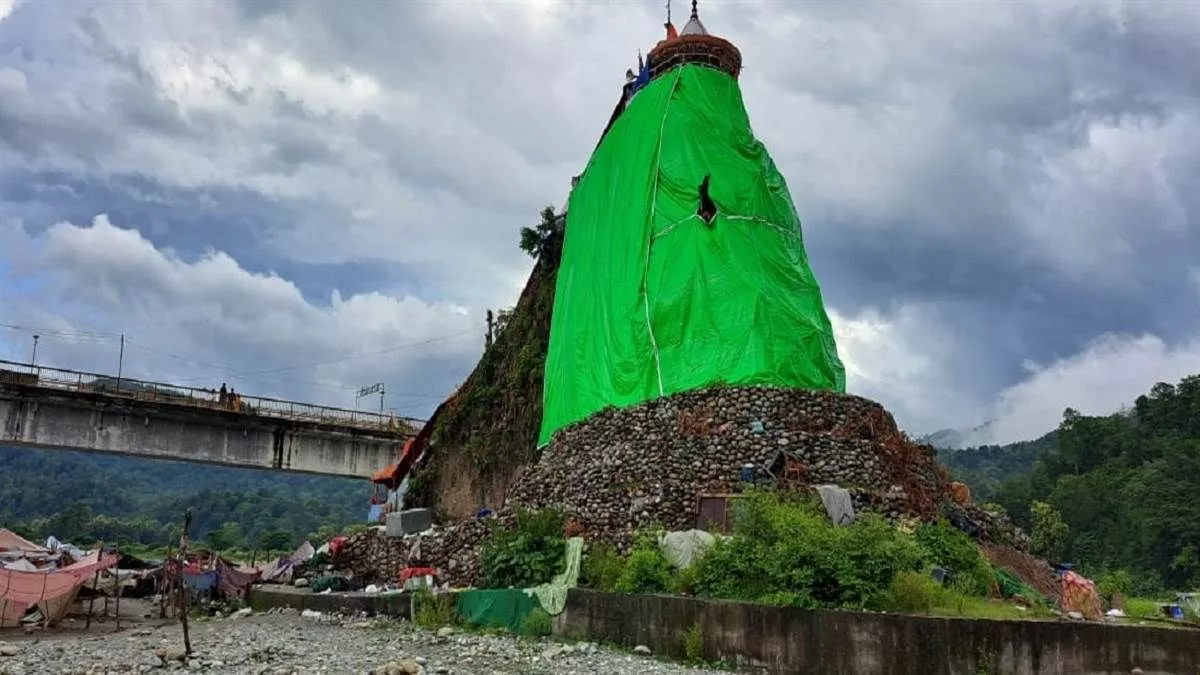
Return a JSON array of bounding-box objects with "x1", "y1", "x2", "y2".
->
[{"x1": 539, "y1": 63, "x2": 844, "y2": 445}]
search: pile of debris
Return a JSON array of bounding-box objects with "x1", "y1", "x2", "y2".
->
[
  {"x1": 334, "y1": 386, "x2": 1026, "y2": 587},
  {"x1": 332, "y1": 517, "x2": 499, "y2": 588},
  {"x1": 506, "y1": 386, "x2": 1024, "y2": 549}
]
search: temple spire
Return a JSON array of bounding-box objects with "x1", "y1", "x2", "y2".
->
[{"x1": 680, "y1": 0, "x2": 708, "y2": 36}]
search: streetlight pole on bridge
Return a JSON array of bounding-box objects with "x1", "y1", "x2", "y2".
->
[
  {"x1": 357, "y1": 382, "x2": 386, "y2": 415},
  {"x1": 30, "y1": 334, "x2": 39, "y2": 367}
]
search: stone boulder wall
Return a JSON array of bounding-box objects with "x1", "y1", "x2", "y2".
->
[
  {"x1": 333, "y1": 517, "x2": 499, "y2": 588},
  {"x1": 506, "y1": 386, "x2": 1024, "y2": 549},
  {"x1": 335, "y1": 386, "x2": 1026, "y2": 588}
]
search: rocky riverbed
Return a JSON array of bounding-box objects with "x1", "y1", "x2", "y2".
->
[{"x1": 0, "y1": 608, "x2": 728, "y2": 675}]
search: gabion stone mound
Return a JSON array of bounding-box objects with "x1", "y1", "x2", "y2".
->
[
  {"x1": 333, "y1": 386, "x2": 1026, "y2": 588},
  {"x1": 507, "y1": 386, "x2": 1022, "y2": 548}
]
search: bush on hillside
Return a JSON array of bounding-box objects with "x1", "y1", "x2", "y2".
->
[
  {"x1": 478, "y1": 508, "x2": 566, "y2": 589},
  {"x1": 581, "y1": 541, "x2": 626, "y2": 592},
  {"x1": 884, "y1": 570, "x2": 946, "y2": 613},
  {"x1": 914, "y1": 519, "x2": 994, "y2": 596},
  {"x1": 690, "y1": 490, "x2": 925, "y2": 610},
  {"x1": 1096, "y1": 569, "x2": 1133, "y2": 603},
  {"x1": 615, "y1": 531, "x2": 674, "y2": 595}
]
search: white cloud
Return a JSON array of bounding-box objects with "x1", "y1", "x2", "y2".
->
[
  {"x1": 830, "y1": 305, "x2": 987, "y2": 436},
  {"x1": 3, "y1": 0, "x2": 1200, "y2": 438},
  {"x1": 988, "y1": 334, "x2": 1200, "y2": 444},
  {"x1": 1, "y1": 216, "x2": 481, "y2": 416}
]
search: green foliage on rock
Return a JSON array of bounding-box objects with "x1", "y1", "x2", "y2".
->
[
  {"x1": 615, "y1": 531, "x2": 674, "y2": 595},
  {"x1": 690, "y1": 491, "x2": 926, "y2": 610},
  {"x1": 518, "y1": 206, "x2": 561, "y2": 260},
  {"x1": 477, "y1": 508, "x2": 566, "y2": 589},
  {"x1": 407, "y1": 207, "x2": 564, "y2": 511},
  {"x1": 581, "y1": 541, "x2": 626, "y2": 592},
  {"x1": 914, "y1": 519, "x2": 994, "y2": 596}
]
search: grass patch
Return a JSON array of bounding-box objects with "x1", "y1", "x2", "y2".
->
[
  {"x1": 683, "y1": 622, "x2": 703, "y2": 662},
  {"x1": 929, "y1": 596, "x2": 1056, "y2": 620},
  {"x1": 517, "y1": 608, "x2": 553, "y2": 638},
  {"x1": 412, "y1": 588, "x2": 458, "y2": 630}
]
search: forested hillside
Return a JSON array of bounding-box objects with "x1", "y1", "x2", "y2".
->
[
  {"x1": 0, "y1": 445, "x2": 364, "y2": 551},
  {"x1": 938, "y1": 433, "x2": 1056, "y2": 504},
  {"x1": 943, "y1": 375, "x2": 1200, "y2": 594}
]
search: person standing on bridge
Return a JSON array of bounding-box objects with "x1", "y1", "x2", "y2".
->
[{"x1": 219, "y1": 383, "x2": 228, "y2": 406}]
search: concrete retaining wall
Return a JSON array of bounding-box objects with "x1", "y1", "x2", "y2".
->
[{"x1": 555, "y1": 589, "x2": 1200, "y2": 675}]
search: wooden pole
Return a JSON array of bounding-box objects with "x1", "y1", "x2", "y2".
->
[
  {"x1": 85, "y1": 539, "x2": 104, "y2": 629},
  {"x1": 113, "y1": 543, "x2": 121, "y2": 632},
  {"x1": 178, "y1": 509, "x2": 193, "y2": 656},
  {"x1": 84, "y1": 570, "x2": 100, "y2": 629},
  {"x1": 160, "y1": 545, "x2": 172, "y2": 619}
]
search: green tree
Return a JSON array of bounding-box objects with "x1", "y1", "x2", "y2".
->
[
  {"x1": 1030, "y1": 501, "x2": 1068, "y2": 562},
  {"x1": 518, "y1": 206, "x2": 560, "y2": 259},
  {"x1": 258, "y1": 530, "x2": 294, "y2": 553},
  {"x1": 207, "y1": 521, "x2": 245, "y2": 551}
]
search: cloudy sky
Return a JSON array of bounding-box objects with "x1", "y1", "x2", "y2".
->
[{"x1": 1, "y1": 0, "x2": 1198, "y2": 444}]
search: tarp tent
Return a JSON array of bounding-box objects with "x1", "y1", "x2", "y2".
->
[
  {"x1": 0, "y1": 529, "x2": 48, "y2": 555},
  {"x1": 539, "y1": 63, "x2": 844, "y2": 445},
  {"x1": 0, "y1": 550, "x2": 118, "y2": 626}
]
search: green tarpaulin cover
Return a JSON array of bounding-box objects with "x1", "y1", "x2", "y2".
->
[
  {"x1": 539, "y1": 63, "x2": 845, "y2": 445},
  {"x1": 455, "y1": 588, "x2": 542, "y2": 633}
]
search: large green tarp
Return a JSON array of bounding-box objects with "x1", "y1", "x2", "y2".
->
[
  {"x1": 539, "y1": 64, "x2": 845, "y2": 446},
  {"x1": 455, "y1": 588, "x2": 542, "y2": 632}
]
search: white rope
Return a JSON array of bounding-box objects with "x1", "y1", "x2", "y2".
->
[
  {"x1": 642, "y1": 72, "x2": 682, "y2": 398},
  {"x1": 653, "y1": 214, "x2": 699, "y2": 240},
  {"x1": 653, "y1": 213, "x2": 795, "y2": 241}
]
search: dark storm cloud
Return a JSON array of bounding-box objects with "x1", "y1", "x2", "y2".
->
[{"x1": 2, "y1": 0, "x2": 1200, "y2": 438}]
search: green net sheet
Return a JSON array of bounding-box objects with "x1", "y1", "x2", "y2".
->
[
  {"x1": 455, "y1": 588, "x2": 542, "y2": 633},
  {"x1": 539, "y1": 64, "x2": 845, "y2": 445},
  {"x1": 525, "y1": 536, "x2": 583, "y2": 616}
]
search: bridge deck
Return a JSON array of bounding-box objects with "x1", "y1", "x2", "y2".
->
[{"x1": 0, "y1": 359, "x2": 423, "y2": 436}]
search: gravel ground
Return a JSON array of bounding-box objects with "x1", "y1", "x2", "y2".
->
[{"x1": 0, "y1": 609, "x2": 729, "y2": 675}]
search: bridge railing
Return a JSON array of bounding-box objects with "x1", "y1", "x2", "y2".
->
[{"x1": 0, "y1": 359, "x2": 423, "y2": 435}]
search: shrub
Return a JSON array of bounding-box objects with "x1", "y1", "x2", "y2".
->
[
  {"x1": 1096, "y1": 569, "x2": 1133, "y2": 602},
  {"x1": 914, "y1": 519, "x2": 994, "y2": 596},
  {"x1": 518, "y1": 608, "x2": 553, "y2": 638},
  {"x1": 412, "y1": 588, "x2": 458, "y2": 629},
  {"x1": 683, "y1": 622, "x2": 703, "y2": 662},
  {"x1": 669, "y1": 563, "x2": 700, "y2": 595},
  {"x1": 478, "y1": 508, "x2": 566, "y2": 589},
  {"x1": 884, "y1": 570, "x2": 945, "y2": 613},
  {"x1": 581, "y1": 542, "x2": 626, "y2": 592},
  {"x1": 691, "y1": 490, "x2": 925, "y2": 610},
  {"x1": 615, "y1": 531, "x2": 674, "y2": 594}
]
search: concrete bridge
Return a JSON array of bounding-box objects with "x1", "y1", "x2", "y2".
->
[{"x1": 0, "y1": 359, "x2": 424, "y2": 478}]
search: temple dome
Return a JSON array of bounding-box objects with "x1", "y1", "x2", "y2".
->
[{"x1": 647, "y1": 1, "x2": 741, "y2": 82}]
